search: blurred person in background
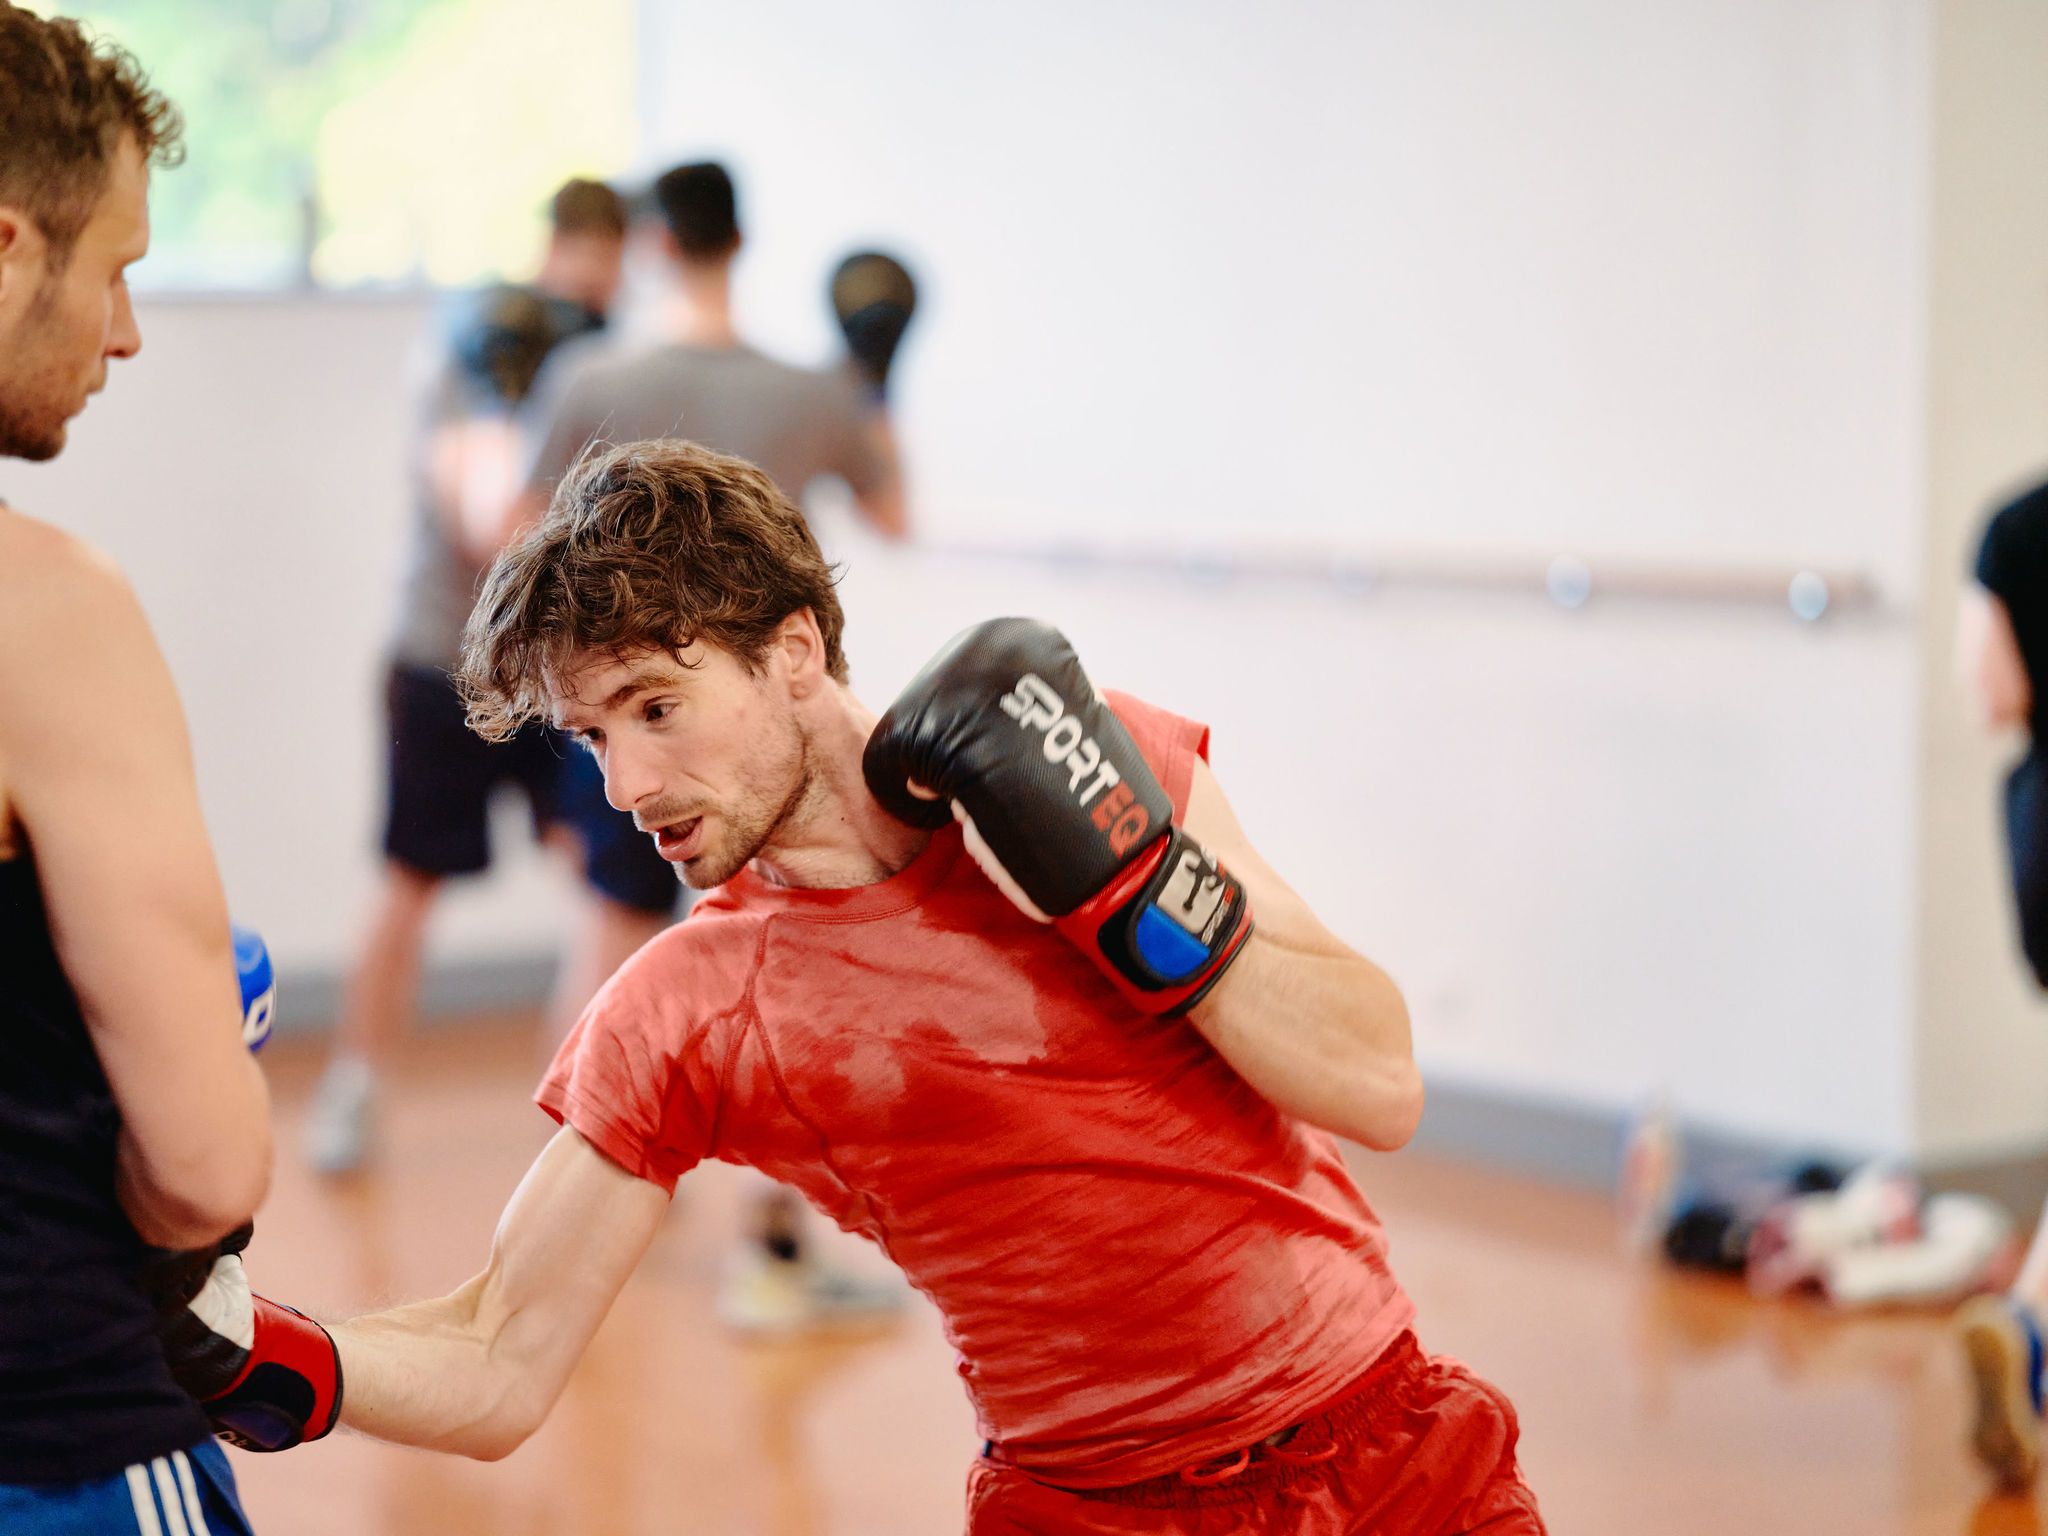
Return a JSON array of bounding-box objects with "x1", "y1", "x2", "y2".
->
[
  {"x1": 0, "y1": 8, "x2": 270, "y2": 1529},
  {"x1": 302, "y1": 175, "x2": 628, "y2": 1176},
  {"x1": 1953, "y1": 476, "x2": 2048, "y2": 1490},
  {"x1": 492, "y1": 159, "x2": 913, "y2": 1333}
]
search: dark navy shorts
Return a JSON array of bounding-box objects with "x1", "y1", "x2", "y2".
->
[
  {"x1": 2006, "y1": 753, "x2": 2048, "y2": 989},
  {"x1": 383, "y1": 661, "x2": 682, "y2": 916},
  {"x1": 0, "y1": 1440, "x2": 254, "y2": 1534},
  {"x1": 382, "y1": 662, "x2": 563, "y2": 879},
  {"x1": 554, "y1": 744, "x2": 685, "y2": 916}
]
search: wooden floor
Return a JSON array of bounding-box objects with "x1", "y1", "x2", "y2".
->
[{"x1": 227, "y1": 1017, "x2": 2041, "y2": 1536}]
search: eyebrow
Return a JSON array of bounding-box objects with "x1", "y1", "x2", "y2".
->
[{"x1": 553, "y1": 667, "x2": 687, "y2": 728}]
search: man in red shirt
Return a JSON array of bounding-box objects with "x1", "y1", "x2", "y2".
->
[{"x1": 165, "y1": 440, "x2": 1544, "y2": 1533}]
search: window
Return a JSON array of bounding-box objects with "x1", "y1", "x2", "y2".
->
[{"x1": 77, "y1": 0, "x2": 634, "y2": 290}]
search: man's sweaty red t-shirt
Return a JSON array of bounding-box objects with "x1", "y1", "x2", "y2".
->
[{"x1": 537, "y1": 693, "x2": 1416, "y2": 1488}]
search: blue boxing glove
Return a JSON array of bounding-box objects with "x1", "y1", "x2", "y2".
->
[{"x1": 232, "y1": 924, "x2": 275, "y2": 1052}]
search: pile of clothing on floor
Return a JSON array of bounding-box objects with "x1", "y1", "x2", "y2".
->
[{"x1": 1619, "y1": 1109, "x2": 2019, "y2": 1305}]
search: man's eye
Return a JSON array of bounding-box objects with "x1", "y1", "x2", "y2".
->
[
  {"x1": 573, "y1": 729, "x2": 602, "y2": 753},
  {"x1": 645, "y1": 701, "x2": 673, "y2": 724}
]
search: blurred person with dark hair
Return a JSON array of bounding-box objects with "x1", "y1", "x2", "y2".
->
[
  {"x1": 469, "y1": 158, "x2": 911, "y2": 1333},
  {"x1": 1955, "y1": 477, "x2": 2048, "y2": 1490},
  {"x1": 302, "y1": 176, "x2": 628, "y2": 1175},
  {"x1": 159, "y1": 440, "x2": 1541, "y2": 1535},
  {"x1": 0, "y1": 6, "x2": 271, "y2": 1528}
]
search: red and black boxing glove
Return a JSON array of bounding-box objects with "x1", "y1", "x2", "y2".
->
[
  {"x1": 140, "y1": 930, "x2": 336, "y2": 1451},
  {"x1": 152, "y1": 1232, "x2": 342, "y2": 1452},
  {"x1": 864, "y1": 617, "x2": 1252, "y2": 1015}
]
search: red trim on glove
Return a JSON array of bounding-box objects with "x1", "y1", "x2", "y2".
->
[
  {"x1": 1055, "y1": 832, "x2": 1254, "y2": 1016},
  {"x1": 210, "y1": 1296, "x2": 343, "y2": 1452}
]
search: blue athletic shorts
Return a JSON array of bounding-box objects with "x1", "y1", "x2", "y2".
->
[
  {"x1": 555, "y1": 744, "x2": 688, "y2": 916},
  {"x1": 382, "y1": 662, "x2": 565, "y2": 879},
  {"x1": 0, "y1": 1440, "x2": 253, "y2": 1535}
]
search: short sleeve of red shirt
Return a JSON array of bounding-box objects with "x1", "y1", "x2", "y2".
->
[
  {"x1": 534, "y1": 926, "x2": 740, "y2": 1193},
  {"x1": 1101, "y1": 688, "x2": 1209, "y2": 816}
]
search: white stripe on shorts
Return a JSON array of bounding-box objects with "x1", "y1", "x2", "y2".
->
[
  {"x1": 150, "y1": 1458, "x2": 191, "y2": 1536},
  {"x1": 124, "y1": 1462, "x2": 164, "y2": 1536},
  {"x1": 172, "y1": 1450, "x2": 212, "y2": 1536}
]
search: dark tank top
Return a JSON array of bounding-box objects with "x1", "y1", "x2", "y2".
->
[{"x1": 0, "y1": 850, "x2": 209, "y2": 1483}]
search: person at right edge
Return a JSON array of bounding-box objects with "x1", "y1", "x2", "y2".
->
[
  {"x1": 1954, "y1": 475, "x2": 2048, "y2": 1491},
  {"x1": 154, "y1": 439, "x2": 1544, "y2": 1533}
]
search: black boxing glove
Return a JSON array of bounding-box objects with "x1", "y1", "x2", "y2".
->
[
  {"x1": 829, "y1": 251, "x2": 917, "y2": 400},
  {"x1": 451, "y1": 283, "x2": 603, "y2": 407},
  {"x1": 864, "y1": 617, "x2": 1252, "y2": 1015}
]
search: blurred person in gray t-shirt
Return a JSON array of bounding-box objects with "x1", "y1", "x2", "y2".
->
[
  {"x1": 519, "y1": 163, "x2": 905, "y2": 537},
  {"x1": 305, "y1": 178, "x2": 628, "y2": 1176},
  {"x1": 508, "y1": 161, "x2": 906, "y2": 1023},
  {"x1": 459, "y1": 162, "x2": 912, "y2": 1334}
]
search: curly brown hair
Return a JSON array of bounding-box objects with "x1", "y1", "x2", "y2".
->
[
  {"x1": 0, "y1": 5, "x2": 183, "y2": 265},
  {"x1": 459, "y1": 439, "x2": 849, "y2": 742}
]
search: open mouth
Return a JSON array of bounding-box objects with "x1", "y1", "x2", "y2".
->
[{"x1": 652, "y1": 815, "x2": 705, "y2": 862}]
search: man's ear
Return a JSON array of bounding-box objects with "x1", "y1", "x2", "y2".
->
[
  {"x1": 778, "y1": 608, "x2": 828, "y2": 699},
  {"x1": 0, "y1": 205, "x2": 46, "y2": 308}
]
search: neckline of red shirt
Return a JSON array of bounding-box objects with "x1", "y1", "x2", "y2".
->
[{"x1": 720, "y1": 819, "x2": 967, "y2": 920}]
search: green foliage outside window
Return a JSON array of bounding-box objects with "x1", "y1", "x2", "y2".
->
[{"x1": 73, "y1": 0, "x2": 634, "y2": 290}]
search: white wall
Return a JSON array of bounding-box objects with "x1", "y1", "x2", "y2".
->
[{"x1": 639, "y1": 0, "x2": 1926, "y2": 584}]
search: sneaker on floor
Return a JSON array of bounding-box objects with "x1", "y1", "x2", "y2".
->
[
  {"x1": 1824, "y1": 1194, "x2": 2015, "y2": 1308},
  {"x1": 1746, "y1": 1162, "x2": 1922, "y2": 1297},
  {"x1": 717, "y1": 1249, "x2": 908, "y2": 1337},
  {"x1": 302, "y1": 1057, "x2": 377, "y2": 1175},
  {"x1": 1956, "y1": 1294, "x2": 2045, "y2": 1490}
]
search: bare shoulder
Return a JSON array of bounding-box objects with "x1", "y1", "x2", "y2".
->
[
  {"x1": 0, "y1": 503, "x2": 89, "y2": 582},
  {"x1": 0, "y1": 510, "x2": 145, "y2": 852},
  {"x1": 0, "y1": 510, "x2": 159, "y2": 744},
  {"x1": 0, "y1": 507, "x2": 139, "y2": 649}
]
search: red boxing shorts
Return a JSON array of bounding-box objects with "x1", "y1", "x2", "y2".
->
[{"x1": 965, "y1": 1334, "x2": 1544, "y2": 1535}]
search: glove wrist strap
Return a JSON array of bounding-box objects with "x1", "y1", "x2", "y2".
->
[
  {"x1": 1056, "y1": 826, "x2": 1254, "y2": 1016},
  {"x1": 210, "y1": 1297, "x2": 344, "y2": 1452}
]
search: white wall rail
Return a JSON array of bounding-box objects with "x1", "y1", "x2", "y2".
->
[{"x1": 916, "y1": 540, "x2": 1884, "y2": 622}]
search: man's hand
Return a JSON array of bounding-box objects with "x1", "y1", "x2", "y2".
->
[
  {"x1": 152, "y1": 1235, "x2": 343, "y2": 1452},
  {"x1": 863, "y1": 617, "x2": 1252, "y2": 1015}
]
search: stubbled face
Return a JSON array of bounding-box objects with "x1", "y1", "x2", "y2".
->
[
  {"x1": 0, "y1": 138, "x2": 149, "y2": 461},
  {"x1": 552, "y1": 640, "x2": 814, "y2": 890}
]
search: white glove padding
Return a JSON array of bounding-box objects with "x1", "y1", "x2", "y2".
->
[{"x1": 159, "y1": 1251, "x2": 256, "y2": 1399}]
